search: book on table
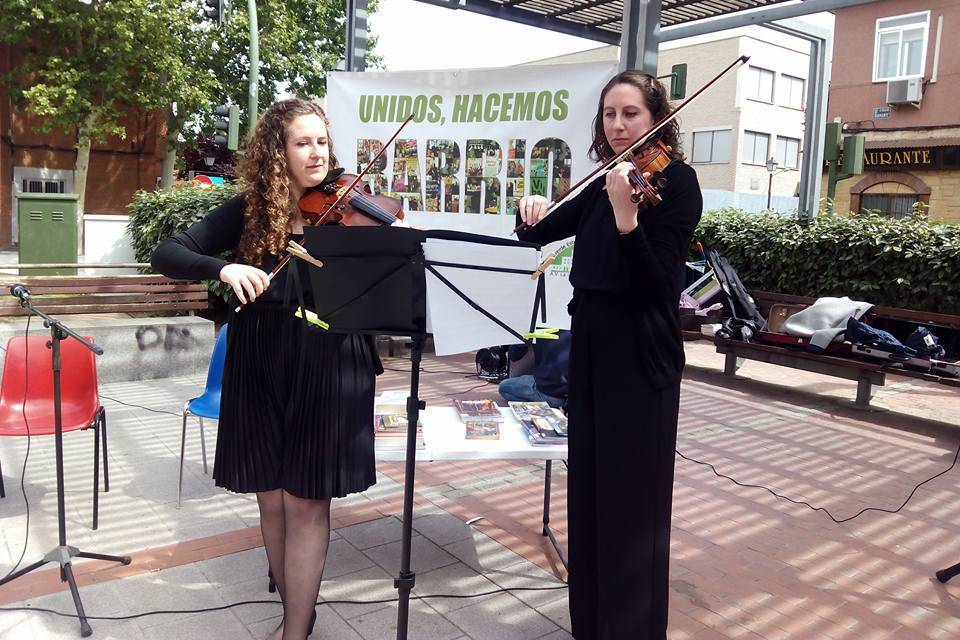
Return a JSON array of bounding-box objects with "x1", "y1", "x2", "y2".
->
[
  {"x1": 453, "y1": 399, "x2": 504, "y2": 423},
  {"x1": 374, "y1": 413, "x2": 425, "y2": 451},
  {"x1": 508, "y1": 402, "x2": 568, "y2": 445},
  {"x1": 508, "y1": 402, "x2": 567, "y2": 435},
  {"x1": 464, "y1": 420, "x2": 500, "y2": 440}
]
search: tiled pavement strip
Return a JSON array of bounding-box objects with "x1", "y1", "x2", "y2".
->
[{"x1": 0, "y1": 341, "x2": 959, "y2": 638}]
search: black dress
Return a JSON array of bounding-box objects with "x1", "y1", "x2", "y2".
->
[
  {"x1": 151, "y1": 194, "x2": 380, "y2": 500},
  {"x1": 519, "y1": 160, "x2": 703, "y2": 640}
]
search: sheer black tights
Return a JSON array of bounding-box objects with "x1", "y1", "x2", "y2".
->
[{"x1": 258, "y1": 489, "x2": 331, "y2": 640}]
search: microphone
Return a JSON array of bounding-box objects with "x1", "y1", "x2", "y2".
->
[{"x1": 9, "y1": 283, "x2": 30, "y2": 302}]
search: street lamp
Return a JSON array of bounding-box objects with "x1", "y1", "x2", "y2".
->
[
  {"x1": 203, "y1": 156, "x2": 216, "y2": 168},
  {"x1": 765, "y1": 157, "x2": 779, "y2": 210}
]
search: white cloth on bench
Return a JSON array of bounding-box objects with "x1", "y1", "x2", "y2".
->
[{"x1": 783, "y1": 296, "x2": 873, "y2": 350}]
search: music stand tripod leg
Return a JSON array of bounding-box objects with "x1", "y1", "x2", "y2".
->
[
  {"x1": 540, "y1": 459, "x2": 569, "y2": 572},
  {"x1": 394, "y1": 333, "x2": 426, "y2": 640},
  {"x1": 936, "y1": 562, "x2": 960, "y2": 583}
]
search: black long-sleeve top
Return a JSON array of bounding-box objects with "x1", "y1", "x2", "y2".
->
[
  {"x1": 151, "y1": 194, "x2": 305, "y2": 306},
  {"x1": 519, "y1": 161, "x2": 703, "y2": 388}
]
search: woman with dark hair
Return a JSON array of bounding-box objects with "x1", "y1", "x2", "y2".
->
[
  {"x1": 517, "y1": 71, "x2": 702, "y2": 639},
  {"x1": 152, "y1": 99, "x2": 380, "y2": 640}
]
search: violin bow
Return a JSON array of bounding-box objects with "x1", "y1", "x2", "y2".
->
[
  {"x1": 514, "y1": 55, "x2": 750, "y2": 234},
  {"x1": 234, "y1": 113, "x2": 416, "y2": 312}
]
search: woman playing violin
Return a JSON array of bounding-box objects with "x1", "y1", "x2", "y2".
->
[
  {"x1": 152, "y1": 98, "x2": 380, "y2": 640},
  {"x1": 517, "y1": 71, "x2": 703, "y2": 640}
]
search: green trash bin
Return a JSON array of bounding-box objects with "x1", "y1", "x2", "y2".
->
[{"x1": 16, "y1": 193, "x2": 79, "y2": 275}]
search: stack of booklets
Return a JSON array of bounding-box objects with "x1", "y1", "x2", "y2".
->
[
  {"x1": 509, "y1": 402, "x2": 568, "y2": 445},
  {"x1": 374, "y1": 391, "x2": 424, "y2": 451},
  {"x1": 453, "y1": 399, "x2": 503, "y2": 441}
]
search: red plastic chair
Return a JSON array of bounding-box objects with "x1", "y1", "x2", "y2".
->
[{"x1": 0, "y1": 335, "x2": 109, "y2": 529}]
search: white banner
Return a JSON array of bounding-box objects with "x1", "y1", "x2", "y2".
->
[{"x1": 327, "y1": 62, "x2": 617, "y2": 329}]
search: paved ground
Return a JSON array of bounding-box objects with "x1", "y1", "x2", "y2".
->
[{"x1": 1, "y1": 340, "x2": 959, "y2": 639}]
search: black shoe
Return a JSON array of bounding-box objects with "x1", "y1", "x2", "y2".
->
[{"x1": 274, "y1": 609, "x2": 317, "y2": 639}]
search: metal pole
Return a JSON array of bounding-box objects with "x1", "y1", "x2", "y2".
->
[
  {"x1": 768, "y1": 172, "x2": 774, "y2": 210},
  {"x1": 247, "y1": 0, "x2": 259, "y2": 138},
  {"x1": 619, "y1": 0, "x2": 661, "y2": 75},
  {"x1": 345, "y1": 0, "x2": 369, "y2": 72}
]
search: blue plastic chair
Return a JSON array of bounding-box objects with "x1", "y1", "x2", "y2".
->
[{"x1": 179, "y1": 325, "x2": 227, "y2": 507}]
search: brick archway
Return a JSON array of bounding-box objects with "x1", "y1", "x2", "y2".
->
[{"x1": 849, "y1": 171, "x2": 931, "y2": 215}]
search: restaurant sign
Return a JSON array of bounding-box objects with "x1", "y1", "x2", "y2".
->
[{"x1": 834, "y1": 145, "x2": 960, "y2": 170}]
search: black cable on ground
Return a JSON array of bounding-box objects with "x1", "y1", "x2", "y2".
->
[
  {"x1": 677, "y1": 438, "x2": 960, "y2": 524},
  {"x1": 0, "y1": 584, "x2": 569, "y2": 621}
]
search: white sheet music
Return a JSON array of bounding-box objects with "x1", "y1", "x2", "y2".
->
[{"x1": 423, "y1": 239, "x2": 541, "y2": 356}]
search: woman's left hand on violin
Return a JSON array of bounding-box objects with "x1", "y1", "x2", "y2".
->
[{"x1": 606, "y1": 162, "x2": 649, "y2": 234}]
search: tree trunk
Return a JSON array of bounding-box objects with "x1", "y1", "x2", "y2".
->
[
  {"x1": 74, "y1": 113, "x2": 98, "y2": 256},
  {"x1": 161, "y1": 104, "x2": 179, "y2": 188}
]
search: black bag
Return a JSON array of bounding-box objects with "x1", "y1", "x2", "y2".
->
[{"x1": 704, "y1": 247, "x2": 767, "y2": 339}]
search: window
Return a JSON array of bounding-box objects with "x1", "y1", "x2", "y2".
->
[
  {"x1": 742, "y1": 131, "x2": 769, "y2": 165},
  {"x1": 745, "y1": 66, "x2": 774, "y2": 102},
  {"x1": 775, "y1": 136, "x2": 800, "y2": 169},
  {"x1": 690, "y1": 129, "x2": 731, "y2": 163},
  {"x1": 860, "y1": 194, "x2": 920, "y2": 219},
  {"x1": 873, "y1": 11, "x2": 929, "y2": 81},
  {"x1": 779, "y1": 75, "x2": 805, "y2": 109},
  {"x1": 22, "y1": 178, "x2": 66, "y2": 194}
]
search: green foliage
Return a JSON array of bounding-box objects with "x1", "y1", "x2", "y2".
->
[
  {"x1": 695, "y1": 209, "x2": 960, "y2": 315},
  {"x1": 127, "y1": 184, "x2": 242, "y2": 300},
  {"x1": 0, "y1": 0, "x2": 197, "y2": 143}
]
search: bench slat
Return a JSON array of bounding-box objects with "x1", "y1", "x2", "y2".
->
[
  {"x1": 0, "y1": 302, "x2": 208, "y2": 316},
  {"x1": 0, "y1": 275, "x2": 190, "y2": 287},
  {"x1": 0, "y1": 293, "x2": 208, "y2": 309},
  {"x1": 6, "y1": 284, "x2": 207, "y2": 295}
]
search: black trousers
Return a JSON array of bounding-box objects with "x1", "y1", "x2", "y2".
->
[{"x1": 567, "y1": 292, "x2": 681, "y2": 640}]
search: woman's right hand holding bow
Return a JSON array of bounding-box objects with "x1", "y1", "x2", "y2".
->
[
  {"x1": 220, "y1": 263, "x2": 271, "y2": 305},
  {"x1": 517, "y1": 195, "x2": 550, "y2": 227}
]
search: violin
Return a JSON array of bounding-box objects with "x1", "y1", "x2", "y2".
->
[
  {"x1": 625, "y1": 139, "x2": 673, "y2": 210},
  {"x1": 235, "y1": 113, "x2": 417, "y2": 311},
  {"x1": 298, "y1": 169, "x2": 404, "y2": 227}
]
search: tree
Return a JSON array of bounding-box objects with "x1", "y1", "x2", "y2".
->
[
  {"x1": 0, "y1": 0, "x2": 382, "y2": 208},
  {"x1": 0, "y1": 0, "x2": 201, "y2": 246},
  {"x1": 208, "y1": 0, "x2": 381, "y2": 135},
  {"x1": 162, "y1": 0, "x2": 381, "y2": 186}
]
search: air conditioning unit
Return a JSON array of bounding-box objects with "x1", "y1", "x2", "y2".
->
[{"x1": 886, "y1": 78, "x2": 923, "y2": 108}]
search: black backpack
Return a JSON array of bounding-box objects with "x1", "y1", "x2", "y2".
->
[{"x1": 704, "y1": 247, "x2": 767, "y2": 340}]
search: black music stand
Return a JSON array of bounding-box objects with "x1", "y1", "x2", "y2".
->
[
  {"x1": 296, "y1": 225, "x2": 544, "y2": 640},
  {"x1": 0, "y1": 297, "x2": 131, "y2": 637}
]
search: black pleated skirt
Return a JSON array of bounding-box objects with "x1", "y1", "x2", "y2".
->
[{"x1": 212, "y1": 305, "x2": 378, "y2": 500}]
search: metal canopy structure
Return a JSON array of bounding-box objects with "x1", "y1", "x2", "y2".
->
[
  {"x1": 406, "y1": 0, "x2": 879, "y2": 217},
  {"x1": 415, "y1": 0, "x2": 800, "y2": 44}
]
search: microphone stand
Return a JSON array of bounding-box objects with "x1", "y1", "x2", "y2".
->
[{"x1": 0, "y1": 290, "x2": 131, "y2": 637}]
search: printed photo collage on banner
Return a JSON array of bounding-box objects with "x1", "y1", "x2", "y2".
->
[{"x1": 327, "y1": 62, "x2": 618, "y2": 327}]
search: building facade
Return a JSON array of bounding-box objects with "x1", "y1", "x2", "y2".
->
[
  {"x1": 526, "y1": 24, "x2": 819, "y2": 213},
  {"x1": 825, "y1": 0, "x2": 960, "y2": 222},
  {"x1": 0, "y1": 43, "x2": 166, "y2": 250}
]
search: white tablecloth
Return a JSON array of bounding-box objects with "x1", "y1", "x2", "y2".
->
[{"x1": 375, "y1": 406, "x2": 568, "y2": 462}]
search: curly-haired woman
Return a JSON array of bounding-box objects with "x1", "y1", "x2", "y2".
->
[{"x1": 152, "y1": 99, "x2": 379, "y2": 640}]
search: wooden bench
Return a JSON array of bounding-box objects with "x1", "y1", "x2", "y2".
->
[
  {"x1": 687, "y1": 290, "x2": 960, "y2": 407},
  {"x1": 0, "y1": 266, "x2": 208, "y2": 317}
]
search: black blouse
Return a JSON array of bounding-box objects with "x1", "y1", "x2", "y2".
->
[
  {"x1": 518, "y1": 160, "x2": 703, "y2": 387},
  {"x1": 150, "y1": 194, "x2": 310, "y2": 306}
]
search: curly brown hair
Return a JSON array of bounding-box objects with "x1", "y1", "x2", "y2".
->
[
  {"x1": 588, "y1": 70, "x2": 684, "y2": 163},
  {"x1": 237, "y1": 98, "x2": 339, "y2": 265}
]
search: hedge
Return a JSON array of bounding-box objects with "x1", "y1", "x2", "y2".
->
[
  {"x1": 127, "y1": 183, "x2": 242, "y2": 301},
  {"x1": 694, "y1": 209, "x2": 960, "y2": 315}
]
